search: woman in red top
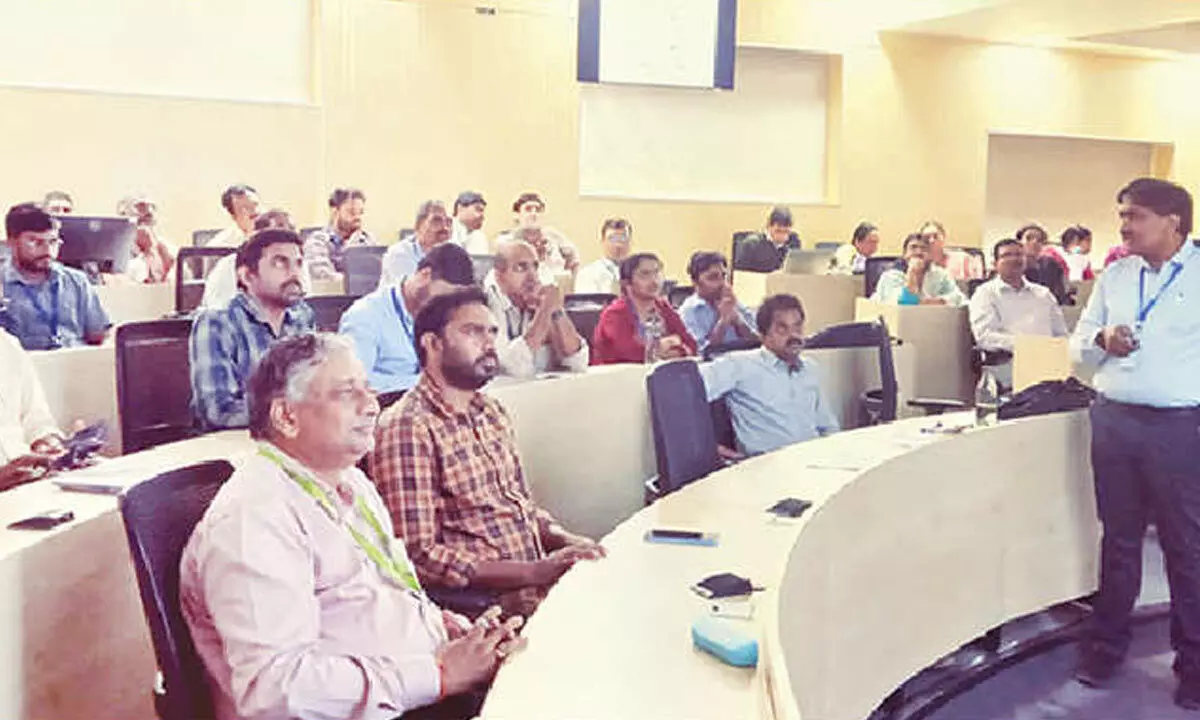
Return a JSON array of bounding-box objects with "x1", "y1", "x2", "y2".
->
[{"x1": 591, "y1": 253, "x2": 697, "y2": 364}]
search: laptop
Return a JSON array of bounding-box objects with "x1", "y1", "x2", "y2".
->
[
  {"x1": 57, "y1": 215, "x2": 137, "y2": 276},
  {"x1": 783, "y1": 248, "x2": 836, "y2": 275}
]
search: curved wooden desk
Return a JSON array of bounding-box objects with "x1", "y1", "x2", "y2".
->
[{"x1": 482, "y1": 411, "x2": 1098, "y2": 720}]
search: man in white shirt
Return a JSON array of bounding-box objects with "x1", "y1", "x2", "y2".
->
[
  {"x1": 205, "y1": 185, "x2": 261, "y2": 249},
  {"x1": 833, "y1": 222, "x2": 880, "y2": 274},
  {"x1": 574, "y1": 217, "x2": 632, "y2": 295},
  {"x1": 379, "y1": 200, "x2": 453, "y2": 289},
  {"x1": 969, "y1": 238, "x2": 1068, "y2": 352},
  {"x1": 181, "y1": 333, "x2": 524, "y2": 720},
  {"x1": 0, "y1": 329, "x2": 63, "y2": 491},
  {"x1": 451, "y1": 191, "x2": 490, "y2": 255},
  {"x1": 485, "y1": 240, "x2": 588, "y2": 378}
]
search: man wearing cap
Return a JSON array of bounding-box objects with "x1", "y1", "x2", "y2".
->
[{"x1": 451, "y1": 191, "x2": 490, "y2": 255}]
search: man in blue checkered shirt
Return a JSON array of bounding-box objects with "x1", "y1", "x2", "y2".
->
[{"x1": 189, "y1": 229, "x2": 315, "y2": 430}]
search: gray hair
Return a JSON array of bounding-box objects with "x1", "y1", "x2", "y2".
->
[
  {"x1": 415, "y1": 199, "x2": 447, "y2": 229},
  {"x1": 247, "y1": 333, "x2": 357, "y2": 440}
]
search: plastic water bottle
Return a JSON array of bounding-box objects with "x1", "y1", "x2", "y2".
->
[
  {"x1": 974, "y1": 369, "x2": 999, "y2": 427},
  {"x1": 643, "y1": 311, "x2": 665, "y2": 364}
]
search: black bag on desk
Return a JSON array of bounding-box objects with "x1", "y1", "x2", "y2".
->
[{"x1": 997, "y1": 377, "x2": 1097, "y2": 421}]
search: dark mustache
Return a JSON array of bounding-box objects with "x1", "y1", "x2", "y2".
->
[{"x1": 477, "y1": 351, "x2": 499, "y2": 364}]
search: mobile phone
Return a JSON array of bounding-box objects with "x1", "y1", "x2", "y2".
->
[
  {"x1": 644, "y1": 529, "x2": 719, "y2": 547},
  {"x1": 7, "y1": 509, "x2": 75, "y2": 531}
]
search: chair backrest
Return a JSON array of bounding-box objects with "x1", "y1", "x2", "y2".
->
[
  {"x1": 397, "y1": 228, "x2": 414, "y2": 242},
  {"x1": 191, "y1": 229, "x2": 221, "y2": 247},
  {"x1": 119, "y1": 459, "x2": 235, "y2": 720},
  {"x1": 703, "y1": 338, "x2": 762, "y2": 361},
  {"x1": 307, "y1": 294, "x2": 357, "y2": 333},
  {"x1": 175, "y1": 247, "x2": 236, "y2": 314},
  {"x1": 565, "y1": 293, "x2": 616, "y2": 308},
  {"x1": 343, "y1": 245, "x2": 388, "y2": 297},
  {"x1": 646, "y1": 360, "x2": 719, "y2": 496},
  {"x1": 563, "y1": 294, "x2": 614, "y2": 345},
  {"x1": 805, "y1": 319, "x2": 898, "y2": 423},
  {"x1": 863, "y1": 255, "x2": 900, "y2": 298},
  {"x1": 667, "y1": 284, "x2": 693, "y2": 309},
  {"x1": 814, "y1": 241, "x2": 842, "y2": 251},
  {"x1": 116, "y1": 319, "x2": 196, "y2": 454},
  {"x1": 730, "y1": 230, "x2": 765, "y2": 273}
]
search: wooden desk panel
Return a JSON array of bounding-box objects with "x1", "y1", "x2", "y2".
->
[
  {"x1": 855, "y1": 299, "x2": 974, "y2": 404},
  {"x1": 766, "y1": 274, "x2": 862, "y2": 334},
  {"x1": 95, "y1": 284, "x2": 174, "y2": 327}
]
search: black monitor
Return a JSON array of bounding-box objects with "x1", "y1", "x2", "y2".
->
[{"x1": 57, "y1": 215, "x2": 136, "y2": 279}]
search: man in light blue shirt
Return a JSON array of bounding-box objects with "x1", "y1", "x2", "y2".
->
[
  {"x1": 340, "y1": 242, "x2": 475, "y2": 394},
  {"x1": 699, "y1": 293, "x2": 838, "y2": 456},
  {"x1": 377, "y1": 200, "x2": 453, "y2": 289},
  {"x1": 680, "y1": 251, "x2": 757, "y2": 355},
  {"x1": 1068, "y1": 178, "x2": 1200, "y2": 710},
  {"x1": 870, "y1": 233, "x2": 966, "y2": 307}
]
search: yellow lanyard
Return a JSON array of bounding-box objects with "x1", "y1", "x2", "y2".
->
[{"x1": 258, "y1": 444, "x2": 423, "y2": 594}]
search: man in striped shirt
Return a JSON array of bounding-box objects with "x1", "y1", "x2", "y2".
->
[{"x1": 370, "y1": 287, "x2": 604, "y2": 617}]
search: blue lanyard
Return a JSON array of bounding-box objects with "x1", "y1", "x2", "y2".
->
[
  {"x1": 17, "y1": 279, "x2": 60, "y2": 344},
  {"x1": 1138, "y1": 260, "x2": 1186, "y2": 324},
  {"x1": 390, "y1": 287, "x2": 416, "y2": 348}
]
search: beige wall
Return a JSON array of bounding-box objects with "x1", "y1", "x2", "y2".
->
[{"x1": 0, "y1": 0, "x2": 1197, "y2": 280}]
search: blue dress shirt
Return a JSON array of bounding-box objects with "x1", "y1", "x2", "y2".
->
[
  {"x1": 699, "y1": 349, "x2": 840, "y2": 456},
  {"x1": 339, "y1": 285, "x2": 420, "y2": 393},
  {"x1": 679, "y1": 293, "x2": 757, "y2": 353},
  {"x1": 378, "y1": 239, "x2": 425, "y2": 290},
  {"x1": 1071, "y1": 240, "x2": 1200, "y2": 407},
  {"x1": 0, "y1": 262, "x2": 111, "y2": 350}
]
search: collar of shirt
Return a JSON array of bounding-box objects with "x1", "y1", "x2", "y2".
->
[
  {"x1": 414, "y1": 374, "x2": 488, "y2": 421},
  {"x1": 264, "y1": 442, "x2": 359, "y2": 520},
  {"x1": 2, "y1": 261, "x2": 63, "y2": 287},
  {"x1": 995, "y1": 276, "x2": 1031, "y2": 293},
  {"x1": 231, "y1": 292, "x2": 307, "y2": 332},
  {"x1": 1135, "y1": 238, "x2": 1195, "y2": 274},
  {"x1": 484, "y1": 279, "x2": 529, "y2": 339},
  {"x1": 760, "y1": 346, "x2": 806, "y2": 373}
]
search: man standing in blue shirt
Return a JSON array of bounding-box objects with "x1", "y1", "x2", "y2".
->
[
  {"x1": 680, "y1": 251, "x2": 757, "y2": 355},
  {"x1": 189, "y1": 229, "x2": 315, "y2": 430},
  {"x1": 339, "y1": 242, "x2": 475, "y2": 394},
  {"x1": 699, "y1": 293, "x2": 838, "y2": 457},
  {"x1": 0, "y1": 203, "x2": 110, "y2": 350},
  {"x1": 1070, "y1": 178, "x2": 1200, "y2": 709}
]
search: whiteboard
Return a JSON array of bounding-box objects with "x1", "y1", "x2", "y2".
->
[
  {"x1": 0, "y1": 0, "x2": 311, "y2": 105},
  {"x1": 579, "y1": 48, "x2": 828, "y2": 204},
  {"x1": 597, "y1": 0, "x2": 720, "y2": 88}
]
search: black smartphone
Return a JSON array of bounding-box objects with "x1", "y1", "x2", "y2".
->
[
  {"x1": 7, "y1": 509, "x2": 75, "y2": 531},
  {"x1": 644, "y1": 529, "x2": 718, "y2": 546}
]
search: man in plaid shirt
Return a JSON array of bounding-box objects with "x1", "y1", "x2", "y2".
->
[
  {"x1": 370, "y1": 287, "x2": 604, "y2": 617},
  {"x1": 189, "y1": 229, "x2": 315, "y2": 430}
]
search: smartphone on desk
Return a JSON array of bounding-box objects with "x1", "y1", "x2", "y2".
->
[
  {"x1": 7, "y1": 509, "x2": 75, "y2": 531},
  {"x1": 644, "y1": 529, "x2": 719, "y2": 547}
]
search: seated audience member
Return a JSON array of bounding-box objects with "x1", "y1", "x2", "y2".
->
[
  {"x1": 42, "y1": 191, "x2": 73, "y2": 216},
  {"x1": 680, "y1": 251, "x2": 756, "y2": 354},
  {"x1": 189, "y1": 229, "x2": 315, "y2": 430},
  {"x1": 450, "y1": 191, "x2": 490, "y2": 255},
  {"x1": 969, "y1": 238, "x2": 1068, "y2": 353},
  {"x1": 870, "y1": 233, "x2": 967, "y2": 306},
  {"x1": 182, "y1": 333, "x2": 523, "y2": 720},
  {"x1": 118, "y1": 195, "x2": 176, "y2": 284},
  {"x1": 494, "y1": 193, "x2": 579, "y2": 278},
  {"x1": 341, "y1": 243, "x2": 475, "y2": 394},
  {"x1": 1017, "y1": 223, "x2": 1070, "y2": 304},
  {"x1": 700, "y1": 294, "x2": 838, "y2": 457},
  {"x1": 379, "y1": 200, "x2": 452, "y2": 289},
  {"x1": 0, "y1": 203, "x2": 111, "y2": 350},
  {"x1": 304, "y1": 188, "x2": 376, "y2": 280},
  {"x1": 371, "y1": 288, "x2": 605, "y2": 616},
  {"x1": 201, "y1": 209, "x2": 308, "y2": 310},
  {"x1": 574, "y1": 218, "x2": 632, "y2": 295},
  {"x1": 919, "y1": 220, "x2": 984, "y2": 280},
  {"x1": 592, "y1": 253, "x2": 697, "y2": 364},
  {"x1": 833, "y1": 222, "x2": 881, "y2": 274},
  {"x1": 206, "y1": 184, "x2": 261, "y2": 248},
  {"x1": 1059, "y1": 225, "x2": 1096, "y2": 282},
  {"x1": 735, "y1": 206, "x2": 801, "y2": 272},
  {"x1": 485, "y1": 240, "x2": 588, "y2": 378},
  {"x1": 0, "y1": 328, "x2": 64, "y2": 491}
]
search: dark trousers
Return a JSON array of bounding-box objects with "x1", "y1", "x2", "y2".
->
[
  {"x1": 398, "y1": 690, "x2": 486, "y2": 720},
  {"x1": 1086, "y1": 398, "x2": 1200, "y2": 676}
]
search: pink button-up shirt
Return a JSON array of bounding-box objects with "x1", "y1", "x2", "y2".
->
[{"x1": 180, "y1": 449, "x2": 447, "y2": 720}]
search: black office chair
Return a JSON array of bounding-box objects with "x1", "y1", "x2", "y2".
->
[
  {"x1": 666, "y1": 284, "x2": 693, "y2": 309},
  {"x1": 307, "y1": 295, "x2": 357, "y2": 333},
  {"x1": 377, "y1": 389, "x2": 407, "y2": 411},
  {"x1": 343, "y1": 245, "x2": 388, "y2": 296},
  {"x1": 814, "y1": 241, "x2": 842, "y2": 251},
  {"x1": 863, "y1": 256, "x2": 901, "y2": 298},
  {"x1": 397, "y1": 228, "x2": 414, "y2": 242},
  {"x1": 645, "y1": 360, "x2": 721, "y2": 499},
  {"x1": 703, "y1": 337, "x2": 762, "y2": 361},
  {"x1": 564, "y1": 294, "x2": 615, "y2": 347},
  {"x1": 175, "y1": 247, "x2": 236, "y2": 314},
  {"x1": 116, "y1": 319, "x2": 197, "y2": 454},
  {"x1": 805, "y1": 319, "x2": 899, "y2": 426},
  {"x1": 565, "y1": 293, "x2": 616, "y2": 307},
  {"x1": 119, "y1": 459, "x2": 235, "y2": 720},
  {"x1": 191, "y1": 229, "x2": 221, "y2": 247}
]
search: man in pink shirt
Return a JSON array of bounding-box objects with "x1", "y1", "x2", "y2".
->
[{"x1": 180, "y1": 333, "x2": 523, "y2": 720}]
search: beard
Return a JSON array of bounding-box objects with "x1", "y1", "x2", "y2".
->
[{"x1": 442, "y1": 348, "x2": 500, "y2": 390}]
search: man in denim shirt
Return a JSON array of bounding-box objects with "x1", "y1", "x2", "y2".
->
[{"x1": 0, "y1": 203, "x2": 109, "y2": 350}]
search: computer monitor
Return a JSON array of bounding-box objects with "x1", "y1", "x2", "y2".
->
[
  {"x1": 57, "y1": 215, "x2": 137, "y2": 278},
  {"x1": 782, "y1": 248, "x2": 836, "y2": 275}
]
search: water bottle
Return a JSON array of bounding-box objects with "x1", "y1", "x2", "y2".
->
[
  {"x1": 643, "y1": 310, "x2": 665, "y2": 364},
  {"x1": 974, "y1": 368, "x2": 999, "y2": 427}
]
